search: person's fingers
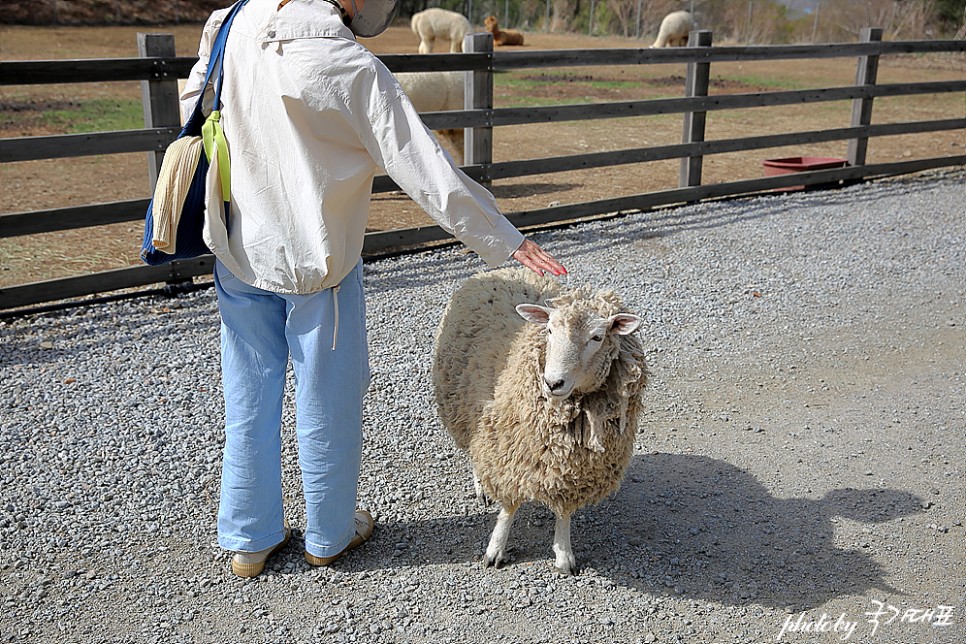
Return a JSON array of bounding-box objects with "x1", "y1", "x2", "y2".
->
[
  {"x1": 512, "y1": 239, "x2": 567, "y2": 276},
  {"x1": 524, "y1": 247, "x2": 563, "y2": 275}
]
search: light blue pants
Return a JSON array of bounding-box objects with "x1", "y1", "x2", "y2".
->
[{"x1": 213, "y1": 259, "x2": 369, "y2": 558}]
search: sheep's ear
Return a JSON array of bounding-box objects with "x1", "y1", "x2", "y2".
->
[
  {"x1": 516, "y1": 303, "x2": 552, "y2": 325},
  {"x1": 608, "y1": 313, "x2": 641, "y2": 335}
]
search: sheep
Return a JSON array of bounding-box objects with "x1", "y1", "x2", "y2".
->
[
  {"x1": 394, "y1": 71, "x2": 464, "y2": 160},
  {"x1": 483, "y1": 15, "x2": 525, "y2": 47},
  {"x1": 651, "y1": 10, "x2": 695, "y2": 48},
  {"x1": 432, "y1": 267, "x2": 648, "y2": 575},
  {"x1": 411, "y1": 8, "x2": 471, "y2": 54}
]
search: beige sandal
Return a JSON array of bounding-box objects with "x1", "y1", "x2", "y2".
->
[
  {"x1": 230, "y1": 523, "x2": 292, "y2": 578},
  {"x1": 304, "y1": 509, "x2": 374, "y2": 567}
]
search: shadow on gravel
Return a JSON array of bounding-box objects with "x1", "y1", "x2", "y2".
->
[
  {"x1": 325, "y1": 453, "x2": 920, "y2": 614},
  {"x1": 578, "y1": 453, "x2": 923, "y2": 610}
]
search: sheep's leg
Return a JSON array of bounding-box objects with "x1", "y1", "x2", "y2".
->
[
  {"x1": 484, "y1": 504, "x2": 518, "y2": 568},
  {"x1": 552, "y1": 512, "x2": 577, "y2": 575}
]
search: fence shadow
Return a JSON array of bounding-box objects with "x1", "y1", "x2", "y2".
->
[{"x1": 361, "y1": 183, "x2": 844, "y2": 296}]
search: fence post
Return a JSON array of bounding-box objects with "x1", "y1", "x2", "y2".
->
[
  {"x1": 847, "y1": 27, "x2": 882, "y2": 168},
  {"x1": 679, "y1": 30, "x2": 712, "y2": 189},
  {"x1": 138, "y1": 33, "x2": 180, "y2": 193},
  {"x1": 463, "y1": 32, "x2": 494, "y2": 183}
]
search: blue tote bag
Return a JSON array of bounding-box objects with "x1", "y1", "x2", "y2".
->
[{"x1": 140, "y1": 0, "x2": 247, "y2": 266}]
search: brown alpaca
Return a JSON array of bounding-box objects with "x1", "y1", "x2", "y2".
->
[{"x1": 484, "y1": 15, "x2": 525, "y2": 46}]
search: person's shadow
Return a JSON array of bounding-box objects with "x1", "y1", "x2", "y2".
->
[{"x1": 334, "y1": 453, "x2": 921, "y2": 612}]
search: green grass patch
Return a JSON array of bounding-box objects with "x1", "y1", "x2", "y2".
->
[
  {"x1": 37, "y1": 98, "x2": 144, "y2": 134},
  {"x1": 496, "y1": 95, "x2": 571, "y2": 108},
  {"x1": 713, "y1": 74, "x2": 806, "y2": 91},
  {"x1": 495, "y1": 71, "x2": 677, "y2": 108},
  {"x1": 497, "y1": 71, "x2": 640, "y2": 92}
]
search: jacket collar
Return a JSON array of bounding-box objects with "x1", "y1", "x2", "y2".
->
[{"x1": 248, "y1": 0, "x2": 355, "y2": 43}]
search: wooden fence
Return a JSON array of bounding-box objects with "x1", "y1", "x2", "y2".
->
[{"x1": 1, "y1": 29, "x2": 964, "y2": 312}]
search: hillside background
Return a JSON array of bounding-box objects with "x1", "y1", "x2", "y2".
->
[{"x1": 1, "y1": 1, "x2": 964, "y2": 43}]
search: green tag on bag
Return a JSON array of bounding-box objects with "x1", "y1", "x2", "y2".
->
[{"x1": 202, "y1": 110, "x2": 231, "y2": 202}]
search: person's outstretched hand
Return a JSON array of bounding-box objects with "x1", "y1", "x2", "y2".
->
[{"x1": 512, "y1": 238, "x2": 567, "y2": 277}]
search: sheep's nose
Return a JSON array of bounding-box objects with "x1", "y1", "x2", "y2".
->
[{"x1": 544, "y1": 377, "x2": 566, "y2": 393}]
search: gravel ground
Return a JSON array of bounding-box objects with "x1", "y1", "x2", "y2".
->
[{"x1": 1, "y1": 170, "x2": 964, "y2": 644}]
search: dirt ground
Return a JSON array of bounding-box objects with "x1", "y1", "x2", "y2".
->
[{"x1": 1, "y1": 24, "x2": 964, "y2": 286}]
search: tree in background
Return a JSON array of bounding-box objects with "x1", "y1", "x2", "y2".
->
[
  {"x1": 698, "y1": 0, "x2": 792, "y2": 43},
  {"x1": 936, "y1": 0, "x2": 966, "y2": 34},
  {"x1": 604, "y1": 0, "x2": 684, "y2": 39},
  {"x1": 793, "y1": 0, "x2": 963, "y2": 41},
  {"x1": 822, "y1": 0, "x2": 932, "y2": 39}
]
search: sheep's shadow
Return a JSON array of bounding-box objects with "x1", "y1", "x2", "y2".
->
[
  {"x1": 576, "y1": 453, "x2": 921, "y2": 610},
  {"x1": 328, "y1": 453, "x2": 921, "y2": 611}
]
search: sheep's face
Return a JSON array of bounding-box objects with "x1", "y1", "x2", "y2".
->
[{"x1": 516, "y1": 300, "x2": 641, "y2": 399}]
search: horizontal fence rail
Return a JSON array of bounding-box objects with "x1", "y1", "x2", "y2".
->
[
  {"x1": 4, "y1": 81, "x2": 963, "y2": 164},
  {"x1": 1, "y1": 31, "x2": 964, "y2": 312},
  {"x1": 3, "y1": 155, "x2": 961, "y2": 315},
  {"x1": 488, "y1": 39, "x2": 966, "y2": 68},
  {"x1": 2, "y1": 40, "x2": 958, "y2": 86},
  {"x1": 8, "y1": 115, "x2": 962, "y2": 239}
]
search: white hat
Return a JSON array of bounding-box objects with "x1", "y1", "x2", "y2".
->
[{"x1": 345, "y1": 0, "x2": 398, "y2": 38}]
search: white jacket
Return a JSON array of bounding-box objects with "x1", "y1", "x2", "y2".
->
[{"x1": 181, "y1": 0, "x2": 523, "y2": 294}]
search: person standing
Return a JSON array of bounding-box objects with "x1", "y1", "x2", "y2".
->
[{"x1": 180, "y1": 0, "x2": 566, "y2": 577}]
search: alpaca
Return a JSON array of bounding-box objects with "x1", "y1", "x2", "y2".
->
[
  {"x1": 394, "y1": 71, "x2": 465, "y2": 159},
  {"x1": 651, "y1": 10, "x2": 695, "y2": 48},
  {"x1": 411, "y1": 8, "x2": 471, "y2": 54},
  {"x1": 484, "y1": 15, "x2": 525, "y2": 46}
]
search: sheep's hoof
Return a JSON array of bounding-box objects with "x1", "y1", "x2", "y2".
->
[
  {"x1": 554, "y1": 563, "x2": 577, "y2": 576},
  {"x1": 554, "y1": 555, "x2": 578, "y2": 576},
  {"x1": 484, "y1": 550, "x2": 507, "y2": 569}
]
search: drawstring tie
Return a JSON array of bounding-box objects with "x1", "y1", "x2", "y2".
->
[{"x1": 330, "y1": 285, "x2": 341, "y2": 351}]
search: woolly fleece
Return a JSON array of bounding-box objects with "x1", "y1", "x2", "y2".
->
[
  {"x1": 410, "y1": 8, "x2": 470, "y2": 54},
  {"x1": 432, "y1": 268, "x2": 648, "y2": 518},
  {"x1": 652, "y1": 10, "x2": 695, "y2": 48}
]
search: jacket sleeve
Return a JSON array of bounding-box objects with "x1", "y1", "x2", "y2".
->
[{"x1": 351, "y1": 61, "x2": 525, "y2": 267}]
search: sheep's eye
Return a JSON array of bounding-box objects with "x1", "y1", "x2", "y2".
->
[{"x1": 590, "y1": 335, "x2": 603, "y2": 343}]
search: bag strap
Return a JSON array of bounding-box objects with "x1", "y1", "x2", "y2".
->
[
  {"x1": 208, "y1": 0, "x2": 250, "y2": 115},
  {"x1": 185, "y1": 0, "x2": 250, "y2": 129},
  {"x1": 192, "y1": 0, "x2": 249, "y2": 203}
]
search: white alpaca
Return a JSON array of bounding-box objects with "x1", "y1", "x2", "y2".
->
[
  {"x1": 651, "y1": 10, "x2": 695, "y2": 48},
  {"x1": 432, "y1": 268, "x2": 648, "y2": 575},
  {"x1": 394, "y1": 71, "x2": 465, "y2": 159},
  {"x1": 411, "y1": 8, "x2": 471, "y2": 54}
]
